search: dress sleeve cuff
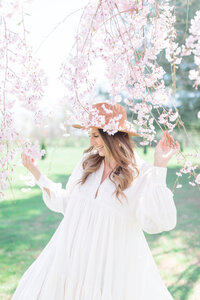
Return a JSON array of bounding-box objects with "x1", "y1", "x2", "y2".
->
[
  {"x1": 35, "y1": 174, "x2": 53, "y2": 189},
  {"x1": 35, "y1": 174, "x2": 63, "y2": 191},
  {"x1": 152, "y1": 166, "x2": 167, "y2": 185}
]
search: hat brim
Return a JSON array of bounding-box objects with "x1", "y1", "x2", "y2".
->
[{"x1": 72, "y1": 124, "x2": 141, "y2": 137}]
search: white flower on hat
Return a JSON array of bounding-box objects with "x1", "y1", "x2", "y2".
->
[{"x1": 102, "y1": 104, "x2": 113, "y2": 114}]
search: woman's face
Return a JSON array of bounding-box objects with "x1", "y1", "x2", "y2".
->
[{"x1": 88, "y1": 127, "x2": 106, "y2": 157}]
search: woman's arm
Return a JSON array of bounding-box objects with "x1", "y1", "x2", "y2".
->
[
  {"x1": 21, "y1": 152, "x2": 85, "y2": 215},
  {"x1": 134, "y1": 131, "x2": 180, "y2": 234},
  {"x1": 135, "y1": 163, "x2": 177, "y2": 234},
  {"x1": 21, "y1": 153, "x2": 51, "y2": 198},
  {"x1": 21, "y1": 152, "x2": 70, "y2": 214}
]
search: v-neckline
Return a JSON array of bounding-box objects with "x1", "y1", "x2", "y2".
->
[{"x1": 94, "y1": 159, "x2": 109, "y2": 199}]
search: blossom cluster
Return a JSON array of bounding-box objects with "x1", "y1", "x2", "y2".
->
[
  {"x1": 182, "y1": 10, "x2": 200, "y2": 89},
  {"x1": 0, "y1": 1, "x2": 47, "y2": 200},
  {"x1": 182, "y1": 10, "x2": 200, "y2": 121},
  {"x1": 60, "y1": 0, "x2": 199, "y2": 190},
  {"x1": 60, "y1": 0, "x2": 182, "y2": 144},
  {"x1": 1, "y1": 0, "x2": 200, "y2": 199},
  {"x1": 178, "y1": 10, "x2": 200, "y2": 188}
]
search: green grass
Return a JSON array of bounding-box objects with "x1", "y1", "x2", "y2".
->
[
  {"x1": 146, "y1": 166, "x2": 200, "y2": 300},
  {"x1": 0, "y1": 145, "x2": 200, "y2": 300}
]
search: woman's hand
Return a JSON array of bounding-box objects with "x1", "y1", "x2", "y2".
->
[
  {"x1": 21, "y1": 152, "x2": 41, "y2": 181},
  {"x1": 154, "y1": 131, "x2": 180, "y2": 168}
]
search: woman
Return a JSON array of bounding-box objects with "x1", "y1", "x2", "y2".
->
[{"x1": 12, "y1": 102, "x2": 180, "y2": 300}]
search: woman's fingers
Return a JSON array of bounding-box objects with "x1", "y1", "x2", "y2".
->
[
  {"x1": 21, "y1": 153, "x2": 25, "y2": 164},
  {"x1": 163, "y1": 131, "x2": 170, "y2": 144},
  {"x1": 161, "y1": 131, "x2": 169, "y2": 149},
  {"x1": 165, "y1": 131, "x2": 174, "y2": 146},
  {"x1": 159, "y1": 131, "x2": 180, "y2": 154},
  {"x1": 175, "y1": 141, "x2": 180, "y2": 151},
  {"x1": 21, "y1": 152, "x2": 34, "y2": 167},
  {"x1": 162, "y1": 131, "x2": 176, "y2": 147},
  {"x1": 161, "y1": 139, "x2": 166, "y2": 150}
]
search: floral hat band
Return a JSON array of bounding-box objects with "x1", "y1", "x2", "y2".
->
[{"x1": 72, "y1": 102, "x2": 140, "y2": 136}]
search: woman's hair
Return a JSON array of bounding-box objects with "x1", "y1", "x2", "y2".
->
[{"x1": 79, "y1": 129, "x2": 139, "y2": 202}]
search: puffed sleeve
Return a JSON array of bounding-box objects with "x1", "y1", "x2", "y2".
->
[
  {"x1": 134, "y1": 152, "x2": 177, "y2": 234},
  {"x1": 34, "y1": 155, "x2": 84, "y2": 215}
]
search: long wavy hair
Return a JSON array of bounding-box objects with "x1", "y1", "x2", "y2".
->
[{"x1": 79, "y1": 129, "x2": 139, "y2": 202}]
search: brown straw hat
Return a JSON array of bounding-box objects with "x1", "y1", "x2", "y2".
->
[{"x1": 72, "y1": 102, "x2": 140, "y2": 136}]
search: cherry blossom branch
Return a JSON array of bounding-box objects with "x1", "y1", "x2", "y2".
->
[
  {"x1": 0, "y1": 2, "x2": 48, "y2": 201},
  {"x1": 34, "y1": 6, "x2": 84, "y2": 54},
  {"x1": 60, "y1": 0, "x2": 200, "y2": 190}
]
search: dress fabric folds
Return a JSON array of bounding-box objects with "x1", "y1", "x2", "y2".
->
[{"x1": 12, "y1": 152, "x2": 177, "y2": 300}]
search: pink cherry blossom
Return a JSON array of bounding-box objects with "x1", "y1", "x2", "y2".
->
[
  {"x1": 1, "y1": 0, "x2": 200, "y2": 200},
  {"x1": 176, "y1": 184, "x2": 182, "y2": 189},
  {"x1": 0, "y1": 1, "x2": 48, "y2": 200},
  {"x1": 182, "y1": 10, "x2": 200, "y2": 88},
  {"x1": 195, "y1": 174, "x2": 200, "y2": 185},
  {"x1": 176, "y1": 172, "x2": 182, "y2": 177},
  {"x1": 60, "y1": 0, "x2": 185, "y2": 147}
]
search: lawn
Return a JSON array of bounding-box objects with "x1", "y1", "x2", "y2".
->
[{"x1": 0, "y1": 145, "x2": 200, "y2": 300}]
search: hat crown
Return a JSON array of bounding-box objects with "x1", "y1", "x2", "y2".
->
[
  {"x1": 92, "y1": 102, "x2": 127, "y2": 128},
  {"x1": 72, "y1": 101, "x2": 140, "y2": 136}
]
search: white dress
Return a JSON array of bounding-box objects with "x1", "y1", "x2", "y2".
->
[{"x1": 12, "y1": 152, "x2": 177, "y2": 300}]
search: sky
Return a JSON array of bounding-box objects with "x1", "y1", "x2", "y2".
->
[
  {"x1": 25, "y1": 0, "x2": 90, "y2": 104},
  {"x1": 6, "y1": 0, "x2": 106, "y2": 136}
]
